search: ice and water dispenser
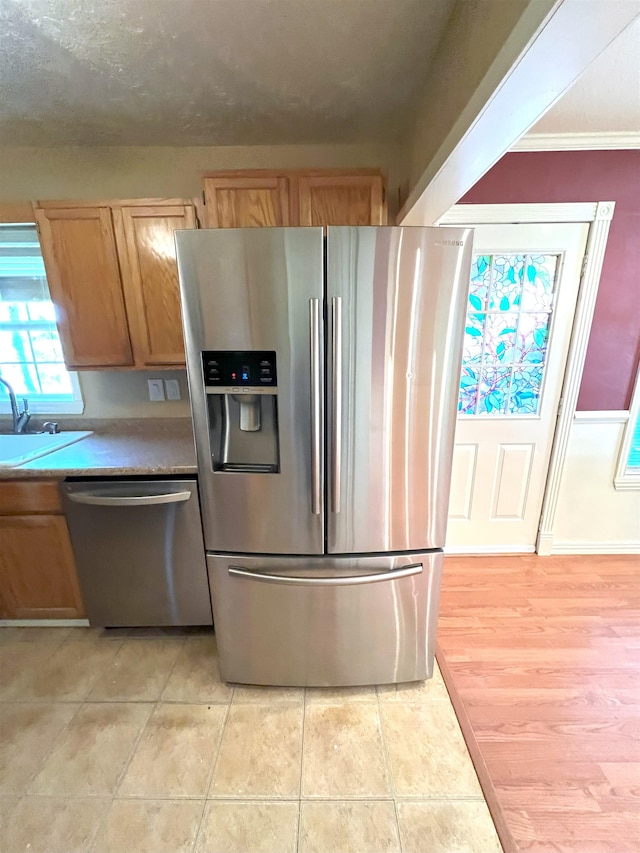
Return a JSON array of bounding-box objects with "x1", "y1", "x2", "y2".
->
[{"x1": 202, "y1": 351, "x2": 280, "y2": 473}]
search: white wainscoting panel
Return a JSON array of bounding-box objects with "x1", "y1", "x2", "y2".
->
[{"x1": 552, "y1": 418, "x2": 640, "y2": 554}]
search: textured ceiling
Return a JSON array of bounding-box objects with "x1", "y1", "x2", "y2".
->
[
  {"x1": 0, "y1": 0, "x2": 454, "y2": 146},
  {"x1": 532, "y1": 15, "x2": 640, "y2": 134}
]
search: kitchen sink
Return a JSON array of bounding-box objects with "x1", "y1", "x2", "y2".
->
[{"x1": 0, "y1": 431, "x2": 93, "y2": 468}]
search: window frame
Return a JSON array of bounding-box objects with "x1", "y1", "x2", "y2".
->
[
  {"x1": 0, "y1": 207, "x2": 84, "y2": 416},
  {"x1": 614, "y1": 366, "x2": 640, "y2": 491}
]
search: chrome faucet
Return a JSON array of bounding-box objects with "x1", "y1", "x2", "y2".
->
[{"x1": 0, "y1": 377, "x2": 31, "y2": 434}]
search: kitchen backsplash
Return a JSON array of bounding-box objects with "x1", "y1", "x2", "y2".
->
[{"x1": 75, "y1": 370, "x2": 192, "y2": 419}]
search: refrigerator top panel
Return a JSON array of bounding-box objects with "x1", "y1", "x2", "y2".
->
[
  {"x1": 176, "y1": 227, "x2": 325, "y2": 555},
  {"x1": 326, "y1": 226, "x2": 473, "y2": 554}
]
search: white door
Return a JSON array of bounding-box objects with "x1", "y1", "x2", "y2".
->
[{"x1": 447, "y1": 222, "x2": 589, "y2": 552}]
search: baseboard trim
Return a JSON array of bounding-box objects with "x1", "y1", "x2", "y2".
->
[
  {"x1": 0, "y1": 618, "x2": 90, "y2": 627},
  {"x1": 551, "y1": 541, "x2": 640, "y2": 555},
  {"x1": 445, "y1": 545, "x2": 536, "y2": 555},
  {"x1": 436, "y1": 644, "x2": 518, "y2": 853}
]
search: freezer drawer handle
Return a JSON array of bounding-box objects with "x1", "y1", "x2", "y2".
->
[
  {"x1": 66, "y1": 491, "x2": 192, "y2": 507},
  {"x1": 331, "y1": 295, "x2": 342, "y2": 513},
  {"x1": 309, "y1": 297, "x2": 322, "y2": 515},
  {"x1": 228, "y1": 563, "x2": 422, "y2": 587}
]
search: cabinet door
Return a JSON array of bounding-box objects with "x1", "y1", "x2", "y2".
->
[
  {"x1": 0, "y1": 515, "x2": 85, "y2": 619},
  {"x1": 203, "y1": 175, "x2": 291, "y2": 227},
  {"x1": 297, "y1": 174, "x2": 386, "y2": 226},
  {"x1": 35, "y1": 206, "x2": 133, "y2": 367},
  {"x1": 114, "y1": 204, "x2": 196, "y2": 365}
]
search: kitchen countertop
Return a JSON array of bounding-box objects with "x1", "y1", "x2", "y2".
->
[{"x1": 0, "y1": 419, "x2": 198, "y2": 479}]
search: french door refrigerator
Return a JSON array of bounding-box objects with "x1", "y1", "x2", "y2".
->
[{"x1": 176, "y1": 226, "x2": 473, "y2": 686}]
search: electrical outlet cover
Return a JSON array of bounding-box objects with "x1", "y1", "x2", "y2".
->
[
  {"x1": 148, "y1": 378, "x2": 165, "y2": 401},
  {"x1": 165, "y1": 379, "x2": 181, "y2": 400}
]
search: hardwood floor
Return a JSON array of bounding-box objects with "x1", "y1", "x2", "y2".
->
[{"x1": 436, "y1": 555, "x2": 640, "y2": 853}]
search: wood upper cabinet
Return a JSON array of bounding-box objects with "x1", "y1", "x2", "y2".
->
[
  {"x1": 202, "y1": 175, "x2": 290, "y2": 228},
  {"x1": 297, "y1": 173, "x2": 386, "y2": 226},
  {"x1": 35, "y1": 205, "x2": 134, "y2": 368},
  {"x1": 202, "y1": 170, "x2": 386, "y2": 228},
  {"x1": 0, "y1": 481, "x2": 84, "y2": 620},
  {"x1": 113, "y1": 203, "x2": 196, "y2": 365},
  {"x1": 35, "y1": 199, "x2": 196, "y2": 369}
]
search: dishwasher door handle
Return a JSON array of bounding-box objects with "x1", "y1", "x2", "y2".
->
[{"x1": 66, "y1": 490, "x2": 192, "y2": 507}]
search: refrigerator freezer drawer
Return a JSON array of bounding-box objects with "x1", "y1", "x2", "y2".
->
[{"x1": 207, "y1": 550, "x2": 442, "y2": 686}]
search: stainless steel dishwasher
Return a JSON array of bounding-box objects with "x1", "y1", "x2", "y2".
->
[{"x1": 61, "y1": 478, "x2": 213, "y2": 627}]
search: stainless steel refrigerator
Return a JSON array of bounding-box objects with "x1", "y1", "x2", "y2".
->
[{"x1": 176, "y1": 226, "x2": 473, "y2": 687}]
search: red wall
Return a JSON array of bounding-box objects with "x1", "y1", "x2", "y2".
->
[{"x1": 461, "y1": 151, "x2": 640, "y2": 411}]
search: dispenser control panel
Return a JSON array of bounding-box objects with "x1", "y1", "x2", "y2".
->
[{"x1": 202, "y1": 351, "x2": 277, "y2": 390}]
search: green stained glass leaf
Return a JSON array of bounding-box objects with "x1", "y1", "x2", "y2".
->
[
  {"x1": 507, "y1": 268, "x2": 516, "y2": 283},
  {"x1": 527, "y1": 264, "x2": 537, "y2": 282},
  {"x1": 469, "y1": 293, "x2": 483, "y2": 310},
  {"x1": 499, "y1": 296, "x2": 510, "y2": 311},
  {"x1": 496, "y1": 341, "x2": 506, "y2": 359},
  {"x1": 477, "y1": 255, "x2": 489, "y2": 273},
  {"x1": 499, "y1": 327, "x2": 517, "y2": 335},
  {"x1": 466, "y1": 326, "x2": 482, "y2": 337}
]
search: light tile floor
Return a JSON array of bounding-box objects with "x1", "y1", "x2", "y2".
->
[{"x1": 0, "y1": 627, "x2": 502, "y2": 853}]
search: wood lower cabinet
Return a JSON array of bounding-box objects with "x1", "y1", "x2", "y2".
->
[
  {"x1": 0, "y1": 481, "x2": 84, "y2": 620},
  {"x1": 202, "y1": 170, "x2": 386, "y2": 228},
  {"x1": 35, "y1": 199, "x2": 196, "y2": 369}
]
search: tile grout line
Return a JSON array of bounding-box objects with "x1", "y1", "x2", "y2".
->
[
  {"x1": 296, "y1": 688, "x2": 308, "y2": 853},
  {"x1": 193, "y1": 695, "x2": 233, "y2": 853},
  {"x1": 20, "y1": 698, "x2": 85, "y2": 797},
  {"x1": 393, "y1": 799, "x2": 404, "y2": 853},
  {"x1": 112, "y1": 700, "x2": 158, "y2": 798},
  {"x1": 155, "y1": 634, "x2": 189, "y2": 703},
  {"x1": 190, "y1": 798, "x2": 208, "y2": 853},
  {"x1": 376, "y1": 685, "x2": 403, "y2": 853},
  {"x1": 89, "y1": 694, "x2": 157, "y2": 851},
  {"x1": 203, "y1": 698, "x2": 232, "y2": 798}
]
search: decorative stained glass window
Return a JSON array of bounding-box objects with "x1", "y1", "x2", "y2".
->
[{"x1": 458, "y1": 253, "x2": 560, "y2": 416}]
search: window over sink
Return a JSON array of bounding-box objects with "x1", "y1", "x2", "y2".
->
[{"x1": 0, "y1": 223, "x2": 83, "y2": 414}]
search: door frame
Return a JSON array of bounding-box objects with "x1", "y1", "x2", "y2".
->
[{"x1": 438, "y1": 201, "x2": 615, "y2": 555}]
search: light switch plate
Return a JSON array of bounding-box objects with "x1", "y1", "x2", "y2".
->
[
  {"x1": 165, "y1": 379, "x2": 181, "y2": 400},
  {"x1": 147, "y1": 378, "x2": 165, "y2": 401}
]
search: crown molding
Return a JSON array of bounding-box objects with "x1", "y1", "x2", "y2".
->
[{"x1": 512, "y1": 132, "x2": 640, "y2": 151}]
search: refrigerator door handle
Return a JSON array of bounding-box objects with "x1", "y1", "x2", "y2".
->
[
  {"x1": 309, "y1": 297, "x2": 322, "y2": 515},
  {"x1": 228, "y1": 563, "x2": 422, "y2": 586},
  {"x1": 331, "y1": 295, "x2": 342, "y2": 513}
]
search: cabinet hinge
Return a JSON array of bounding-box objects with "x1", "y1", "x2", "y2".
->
[
  {"x1": 35, "y1": 220, "x2": 40, "y2": 235},
  {"x1": 201, "y1": 191, "x2": 206, "y2": 205}
]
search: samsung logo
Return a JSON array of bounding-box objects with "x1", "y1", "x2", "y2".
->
[{"x1": 435, "y1": 239, "x2": 464, "y2": 247}]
